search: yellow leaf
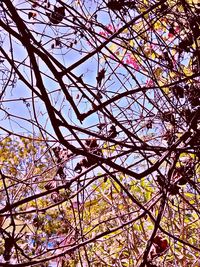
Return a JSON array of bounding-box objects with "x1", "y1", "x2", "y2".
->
[
  {"x1": 183, "y1": 67, "x2": 193, "y2": 76},
  {"x1": 158, "y1": 79, "x2": 170, "y2": 94},
  {"x1": 151, "y1": 52, "x2": 156, "y2": 60},
  {"x1": 186, "y1": 0, "x2": 199, "y2": 4},
  {"x1": 169, "y1": 71, "x2": 178, "y2": 79},
  {"x1": 108, "y1": 43, "x2": 118, "y2": 53},
  {"x1": 154, "y1": 67, "x2": 163, "y2": 78},
  {"x1": 153, "y1": 21, "x2": 161, "y2": 30},
  {"x1": 129, "y1": 40, "x2": 134, "y2": 47}
]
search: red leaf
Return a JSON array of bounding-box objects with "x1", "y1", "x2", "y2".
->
[{"x1": 160, "y1": 239, "x2": 168, "y2": 250}]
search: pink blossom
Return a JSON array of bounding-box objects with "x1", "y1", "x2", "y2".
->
[
  {"x1": 146, "y1": 79, "x2": 155, "y2": 87},
  {"x1": 125, "y1": 54, "x2": 139, "y2": 70}
]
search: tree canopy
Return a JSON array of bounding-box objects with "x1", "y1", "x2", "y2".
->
[{"x1": 0, "y1": 0, "x2": 200, "y2": 266}]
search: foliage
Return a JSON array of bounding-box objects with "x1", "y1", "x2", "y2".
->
[{"x1": 0, "y1": 0, "x2": 200, "y2": 266}]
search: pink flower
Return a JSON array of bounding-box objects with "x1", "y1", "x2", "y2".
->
[
  {"x1": 99, "y1": 31, "x2": 107, "y2": 37},
  {"x1": 146, "y1": 79, "x2": 155, "y2": 87},
  {"x1": 126, "y1": 54, "x2": 139, "y2": 70}
]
